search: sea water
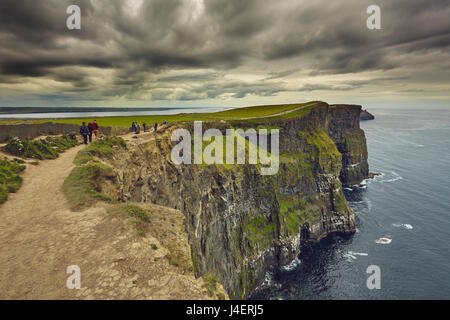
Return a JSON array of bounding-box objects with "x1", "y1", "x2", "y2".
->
[{"x1": 250, "y1": 108, "x2": 450, "y2": 300}]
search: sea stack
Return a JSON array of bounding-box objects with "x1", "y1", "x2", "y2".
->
[{"x1": 360, "y1": 109, "x2": 375, "y2": 121}]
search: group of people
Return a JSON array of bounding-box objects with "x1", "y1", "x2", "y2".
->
[
  {"x1": 79, "y1": 119, "x2": 168, "y2": 145},
  {"x1": 131, "y1": 122, "x2": 160, "y2": 134},
  {"x1": 79, "y1": 120, "x2": 99, "y2": 145}
]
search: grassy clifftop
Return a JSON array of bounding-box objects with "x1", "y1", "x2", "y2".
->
[{"x1": 0, "y1": 101, "x2": 322, "y2": 127}]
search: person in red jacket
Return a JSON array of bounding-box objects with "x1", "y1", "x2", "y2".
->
[{"x1": 92, "y1": 120, "x2": 99, "y2": 140}]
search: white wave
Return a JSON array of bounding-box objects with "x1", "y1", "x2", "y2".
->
[
  {"x1": 259, "y1": 271, "x2": 281, "y2": 290},
  {"x1": 375, "y1": 236, "x2": 393, "y2": 244},
  {"x1": 361, "y1": 172, "x2": 385, "y2": 186},
  {"x1": 343, "y1": 251, "x2": 368, "y2": 262},
  {"x1": 280, "y1": 258, "x2": 301, "y2": 272},
  {"x1": 349, "y1": 251, "x2": 369, "y2": 256},
  {"x1": 378, "y1": 171, "x2": 403, "y2": 184},
  {"x1": 373, "y1": 172, "x2": 386, "y2": 180},
  {"x1": 390, "y1": 134, "x2": 427, "y2": 148},
  {"x1": 351, "y1": 199, "x2": 372, "y2": 212},
  {"x1": 392, "y1": 223, "x2": 413, "y2": 230},
  {"x1": 343, "y1": 252, "x2": 357, "y2": 262},
  {"x1": 366, "y1": 199, "x2": 372, "y2": 211},
  {"x1": 344, "y1": 187, "x2": 354, "y2": 191}
]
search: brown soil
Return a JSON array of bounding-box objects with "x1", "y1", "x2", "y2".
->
[{"x1": 0, "y1": 139, "x2": 226, "y2": 300}]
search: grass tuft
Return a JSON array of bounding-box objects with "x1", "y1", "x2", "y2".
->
[
  {"x1": 107, "y1": 204, "x2": 151, "y2": 236},
  {"x1": 0, "y1": 158, "x2": 25, "y2": 204},
  {"x1": 203, "y1": 274, "x2": 218, "y2": 297},
  {"x1": 2, "y1": 135, "x2": 78, "y2": 160},
  {"x1": 62, "y1": 161, "x2": 114, "y2": 209},
  {"x1": 74, "y1": 136, "x2": 126, "y2": 165}
]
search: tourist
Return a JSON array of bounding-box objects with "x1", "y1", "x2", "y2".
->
[
  {"x1": 131, "y1": 122, "x2": 136, "y2": 133},
  {"x1": 143, "y1": 122, "x2": 147, "y2": 132},
  {"x1": 79, "y1": 122, "x2": 90, "y2": 145},
  {"x1": 92, "y1": 120, "x2": 99, "y2": 140},
  {"x1": 154, "y1": 122, "x2": 158, "y2": 132},
  {"x1": 87, "y1": 122, "x2": 93, "y2": 143},
  {"x1": 136, "y1": 124, "x2": 141, "y2": 134}
]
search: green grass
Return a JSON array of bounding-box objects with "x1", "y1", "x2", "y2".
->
[
  {"x1": 213, "y1": 102, "x2": 315, "y2": 119},
  {"x1": 168, "y1": 257, "x2": 180, "y2": 267},
  {"x1": 107, "y1": 204, "x2": 151, "y2": 236},
  {"x1": 305, "y1": 128, "x2": 341, "y2": 158},
  {"x1": 63, "y1": 136, "x2": 127, "y2": 209},
  {"x1": 190, "y1": 245, "x2": 199, "y2": 274},
  {"x1": 0, "y1": 158, "x2": 25, "y2": 204},
  {"x1": 203, "y1": 274, "x2": 219, "y2": 297},
  {"x1": 44, "y1": 134, "x2": 79, "y2": 153},
  {"x1": 62, "y1": 161, "x2": 114, "y2": 209},
  {"x1": 0, "y1": 101, "x2": 323, "y2": 127},
  {"x1": 227, "y1": 102, "x2": 319, "y2": 126},
  {"x1": 126, "y1": 204, "x2": 150, "y2": 222},
  {"x1": 245, "y1": 215, "x2": 277, "y2": 250},
  {"x1": 74, "y1": 136, "x2": 126, "y2": 165},
  {"x1": 2, "y1": 135, "x2": 78, "y2": 160}
]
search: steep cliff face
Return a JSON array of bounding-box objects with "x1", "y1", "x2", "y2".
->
[
  {"x1": 327, "y1": 105, "x2": 369, "y2": 185},
  {"x1": 96, "y1": 102, "x2": 368, "y2": 299}
]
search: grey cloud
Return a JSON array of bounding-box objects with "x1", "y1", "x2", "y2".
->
[{"x1": 0, "y1": 0, "x2": 449, "y2": 105}]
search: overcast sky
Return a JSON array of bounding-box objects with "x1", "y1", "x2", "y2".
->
[{"x1": 0, "y1": 0, "x2": 449, "y2": 109}]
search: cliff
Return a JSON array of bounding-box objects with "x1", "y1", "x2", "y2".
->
[{"x1": 91, "y1": 102, "x2": 369, "y2": 299}]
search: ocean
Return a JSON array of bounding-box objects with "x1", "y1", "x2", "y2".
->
[
  {"x1": 0, "y1": 106, "x2": 229, "y2": 119},
  {"x1": 250, "y1": 108, "x2": 450, "y2": 300}
]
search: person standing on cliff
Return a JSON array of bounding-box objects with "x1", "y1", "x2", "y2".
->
[
  {"x1": 80, "y1": 122, "x2": 90, "y2": 145},
  {"x1": 87, "y1": 122, "x2": 93, "y2": 143},
  {"x1": 92, "y1": 120, "x2": 99, "y2": 140},
  {"x1": 154, "y1": 122, "x2": 158, "y2": 132}
]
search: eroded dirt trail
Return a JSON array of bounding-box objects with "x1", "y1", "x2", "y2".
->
[
  {"x1": 0, "y1": 141, "x2": 221, "y2": 300},
  {"x1": 0, "y1": 145, "x2": 84, "y2": 299}
]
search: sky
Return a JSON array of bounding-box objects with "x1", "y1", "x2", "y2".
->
[{"x1": 0, "y1": 0, "x2": 449, "y2": 109}]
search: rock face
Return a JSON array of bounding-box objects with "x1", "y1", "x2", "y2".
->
[
  {"x1": 97, "y1": 102, "x2": 369, "y2": 299},
  {"x1": 328, "y1": 105, "x2": 370, "y2": 186},
  {"x1": 360, "y1": 109, "x2": 375, "y2": 121}
]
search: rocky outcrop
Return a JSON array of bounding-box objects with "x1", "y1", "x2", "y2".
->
[
  {"x1": 360, "y1": 109, "x2": 375, "y2": 121},
  {"x1": 93, "y1": 102, "x2": 369, "y2": 299}
]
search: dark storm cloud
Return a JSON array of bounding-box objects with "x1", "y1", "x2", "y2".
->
[
  {"x1": 0, "y1": 0, "x2": 449, "y2": 104},
  {"x1": 157, "y1": 72, "x2": 222, "y2": 83}
]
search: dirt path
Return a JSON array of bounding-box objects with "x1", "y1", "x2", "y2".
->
[
  {"x1": 0, "y1": 141, "x2": 222, "y2": 300},
  {"x1": 236, "y1": 102, "x2": 316, "y2": 120},
  {"x1": 0, "y1": 145, "x2": 84, "y2": 299}
]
